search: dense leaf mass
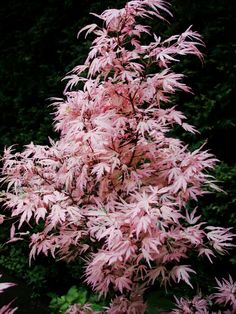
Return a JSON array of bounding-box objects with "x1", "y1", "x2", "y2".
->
[{"x1": 0, "y1": 0, "x2": 235, "y2": 313}]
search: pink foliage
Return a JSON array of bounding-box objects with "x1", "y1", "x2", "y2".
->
[
  {"x1": 171, "y1": 295, "x2": 209, "y2": 314},
  {"x1": 0, "y1": 0, "x2": 235, "y2": 313},
  {"x1": 65, "y1": 303, "x2": 99, "y2": 314},
  {"x1": 211, "y1": 275, "x2": 236, "y2": 311},
  {"x1": 0, "y1": 275, "x2": 17, "y2": 314},
  {"x1": 172, "y1": 276, "x2": 236, "y2": 313}
]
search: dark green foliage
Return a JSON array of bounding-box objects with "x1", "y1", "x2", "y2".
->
[
  {"x1": 0, "y1": 246, "x2": 47, "y2": 297},
  {"x1": 0, "y1": 0, "x2": 127, "y2": 149},
  {"x1": 49, "y1": 286, "x2": 106, "y2": 313},
  {"x1": 0, "y1": 241, "x2": 57, "y2": 298},
  {"x1": 146, "y1": 290, "x2": 174, "y2": 313},
  {"x1": 201, "y1": 163, "x2": 236, "y2": 227}
]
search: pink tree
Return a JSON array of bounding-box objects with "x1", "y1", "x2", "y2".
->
[{"x1": 1, "y1": 0, "x2": 235, "y2": 313}]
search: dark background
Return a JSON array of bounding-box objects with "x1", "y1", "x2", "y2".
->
[
  {"x1": 0, "y1": 0, "x2": 235, "y2": 312},
  {"x1": 0, "y1": 0, "x2": 235, "y2": 161}
]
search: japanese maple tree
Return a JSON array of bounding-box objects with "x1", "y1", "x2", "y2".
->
[{"x1": 1, "y1": 0, "x2": 235, "y2": 313}]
